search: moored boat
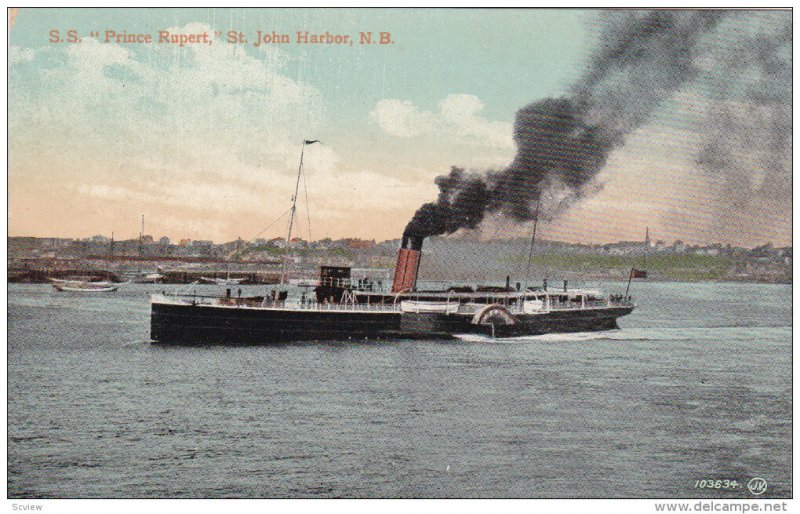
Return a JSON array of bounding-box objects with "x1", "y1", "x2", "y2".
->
[
  {"x1": 54, "y1": 284, "x2": 118, "y2": 292},
  {"x1": 132, "y1": 272, "x2": 165, "y2": 284},
  {"x1": 49, "y1": 278, "x2": 118, "y2": 292},
  {"x1": 199, "y1": 276, "x2": 245, "y2": 286}
]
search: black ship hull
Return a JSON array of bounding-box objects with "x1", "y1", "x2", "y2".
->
[{"x1": 150, "y1": 301, "x2": 634, "y2": 344}]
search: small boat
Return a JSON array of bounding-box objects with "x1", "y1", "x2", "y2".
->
[
  {"x1": 400, "y1": 300, "x2": 459, "y2": 314},
  {"x1": 200, "y1": 276, "x2": 245, "y2": 285},
  {"x1": 132, "y1": 272, "x2": 165, "y2": 284},
  {"x1": 49, "y1": 278, "x2": 118, "y2": 292},
  {"x1": 53, "y1": 284, "x2": 118, "y2": 292}
]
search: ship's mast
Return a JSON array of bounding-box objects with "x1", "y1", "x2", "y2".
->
[
  {"x1": 522, "y1": 198, "x2": 541, "y2": 295},
  {"x1": 279, "y1": 140, "x2": 319, "y2": 286},
  {"x1": 139, "y1": 214, "x2": 144, "y2": 256}
]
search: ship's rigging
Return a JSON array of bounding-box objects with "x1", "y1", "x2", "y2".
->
[{"x1": 279, "y1": 139, "x2": 321, "y2": 285}]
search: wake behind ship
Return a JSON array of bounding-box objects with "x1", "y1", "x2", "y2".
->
[{"x1": 150, "y1": 234, "x2": 634, "y2": 344}]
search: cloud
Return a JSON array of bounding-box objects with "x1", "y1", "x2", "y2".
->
[
  {"x1": 74, "y1": 178, "x2": 268, "y2": 212},
  {"x1": 10, "y1": 23, "x2": 331, "y2": 234},
  {"x1": 293, "y1": 143, "x2": 340, "y2": 175},
  {"x1": 369, "y1": 99, "x2": 436, "y2": 138},
  {"x1": 11, "y1": 23, "x2": 324, "y2": 154},
  {"x1": 8, "y1": 46, "x2": 34, "y2": 66},
  {"x1": 370, "y1": 94, "x2": 513, "y2": 149}
]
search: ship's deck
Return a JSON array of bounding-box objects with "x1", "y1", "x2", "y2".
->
[{"x1": 150, "y1": 293, "x2": 634, "y2": 315}]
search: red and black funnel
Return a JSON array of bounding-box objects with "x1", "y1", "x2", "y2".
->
[{"x1": 391, "y1": 233, "x2": 423, "y2": 293}]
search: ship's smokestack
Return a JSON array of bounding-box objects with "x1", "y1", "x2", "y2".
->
[{"x1": 391, "y1": 233, "x2": 423, "y2": 293}]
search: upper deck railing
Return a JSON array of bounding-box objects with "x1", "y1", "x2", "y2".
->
[{"x1": 155, "y1": 291, "x2": 633, "y2": 314}]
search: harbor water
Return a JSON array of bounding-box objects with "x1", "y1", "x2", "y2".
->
[{"x1": 7, "y1": 281, "x2": 792, "y2": 498}]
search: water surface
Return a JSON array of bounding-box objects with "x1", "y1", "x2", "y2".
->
[{"x1": 7, "y1": 281, "x2": 792, "y2": 498}]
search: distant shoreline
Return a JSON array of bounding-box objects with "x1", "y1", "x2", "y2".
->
[
  {"x1": 7, "y1": 270, "x2": 791, "y2": 286},
  {"x1": 8, "y1": 235, "x2": 791, "y2": 286}
]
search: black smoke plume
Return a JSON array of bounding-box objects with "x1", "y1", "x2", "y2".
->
[
  {"x1": 405, "y1": 11, "x2": 728, "y2": 238},
  {"x1": 692, "y1": 12, "x2": 791, "y2": 241}
]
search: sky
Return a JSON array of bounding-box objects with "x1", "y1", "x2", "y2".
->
[{"x1": 8, "y1": 8, "x2": 792, "y2": 247}]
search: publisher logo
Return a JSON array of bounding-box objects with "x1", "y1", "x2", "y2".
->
[{"x1": 747, "y1": 477, "x2": 767, "y2": 495}]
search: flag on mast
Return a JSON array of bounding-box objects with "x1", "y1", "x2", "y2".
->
[{"x1": 304, "y1": 139, "x2": 321, "y2": 145}]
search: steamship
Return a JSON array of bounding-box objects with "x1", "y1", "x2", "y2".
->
[
  {"x1": 150, "y1": 140, "x2": 633, "y2": 343},
  {"x1": 150, "y1": 233, "x2": 634, "y2": 344}
]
